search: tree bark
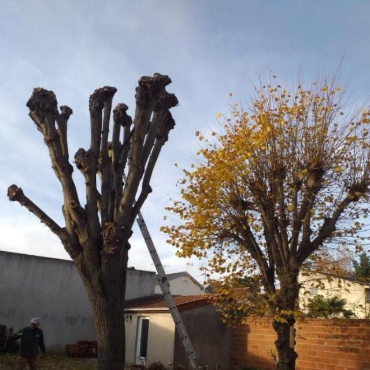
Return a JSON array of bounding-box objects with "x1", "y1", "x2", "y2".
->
[
  {"x1": 90, "y1": 291, "x2": 126, "y2": 370},
  {"x1": 273, "y1": 317, "x2": 297, "y2": 370},
  {"x1": 273, "y1": 271, "x2": 299, "y2": 370},
  {"x1": 75, "y1": 244, "x2": 129, "y2": 370}
]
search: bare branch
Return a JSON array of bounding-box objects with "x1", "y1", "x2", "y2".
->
[
  {"x1": 297, "y1": 180, "x2": 370, "y2": 264},
  {"x1": 85, "y1": 87, "x2": 116, "y2": 240},
  {"x1": 100, "y1": 87, "x2": 117, "y2": 225},
  {"x1": 111, "y1": 104, "x2": 132, "y2": 219},
  {"x1": 118, "y1": 74, "x2": 176, "y2": 224},
  {"x1": 7, "y1": 185, "x2": 81, "y2": 257},
  {"x1": 26, "y1": 88, "x2": 85, "y2": 232},
  {"x1": 130, "y1": 110, "x2": 176, "y2": 225},
  {"x1": 56, "y1": 105, "x2": 73, "y2": 160},
  {"x1": 130, "y1": 74, "x2": 170, "y2": 169},
  {"x1": 228, "y1": 228, "x2": 275, "y2": 295},
  {"x1": 141, "y1": 92, "x2": 178, "y2": 165}
]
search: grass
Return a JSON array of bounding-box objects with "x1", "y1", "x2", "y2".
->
[{"x1": 0, "y1": 352, "x2": 97, "y2": 370}]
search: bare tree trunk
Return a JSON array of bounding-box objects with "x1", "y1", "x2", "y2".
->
[
  {"x1": 75, "y1": 246, "x2": 129, "y2": 370},
  {"x1": 272, "y1": 318, "x2": 297, "y2": 370},
  {"x1": 91, "y1": 295, "x2": 126, "y2": 370},
  {"x1": 273, "y1": 272, "x2": 299, "y2": 370}
]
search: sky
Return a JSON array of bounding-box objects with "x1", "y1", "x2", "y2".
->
[{"x1": 0, "y1": 0, "x2": 370, "y2": 284}]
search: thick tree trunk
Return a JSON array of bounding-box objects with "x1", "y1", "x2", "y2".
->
[
  {"x1": 273, "y1": 271, "x2": 299, "y2": 370},
  {"x1": 91, "y1": 296, "x2": 126, "y2": 370},
  {"x1": 272, "y1": 317, "x2": 297, "y2": 370},
  {"x1": 76, "y1": 248, "x2": 129, "y2": 370}
]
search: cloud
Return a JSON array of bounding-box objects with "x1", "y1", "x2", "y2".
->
[
  {"x1": 1, "y1": 0, "x2": 370, "y2": 279},
  {"x1": 0, "y1": 213, "x2": 70, "y2": 260}
]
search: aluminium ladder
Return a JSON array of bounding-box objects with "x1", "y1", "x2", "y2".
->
[{"x1": 136, "y1": 211, "x2": 198, "y2": 370}]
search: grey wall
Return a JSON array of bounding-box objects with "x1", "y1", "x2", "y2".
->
[
  {"x1": 0, "y1": 251, "x2": 155, "y2": 351},
  {"x1": 174, "y1": 305, "x2": 231, "y2": 369}
]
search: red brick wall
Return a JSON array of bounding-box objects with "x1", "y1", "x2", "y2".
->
[{"x1": 231, "y1": 319, "x2": 370, "y2": 370}]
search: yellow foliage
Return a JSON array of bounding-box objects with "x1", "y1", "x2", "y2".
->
[{"x1": 162, "y1": 73, "x2": 370, "y2": 321}]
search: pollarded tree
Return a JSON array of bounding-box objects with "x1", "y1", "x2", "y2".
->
[
  {"x1": 8, "y1": 74, "x2": 178, "y2": 370},
  {"x1": 163, "y1": 74, "x2": 370, "y2": 370}
]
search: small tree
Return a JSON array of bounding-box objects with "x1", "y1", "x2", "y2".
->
[
  {"x1": 307, "y1": 295, "x2": 354, "y2": 319},
  {"x1": 163, "y1": 73, "x2": 370, "y2": 370},
  {"x1": 353, "y1": 252, "x2": 370, "y2": 280},
  {"x1": 8, "y1": 74, "x2": 178, "y2": 370}
]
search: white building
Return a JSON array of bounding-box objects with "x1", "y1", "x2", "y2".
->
[
  {"x1": 154, "y1": 272, "x2": 207, "y2": 296},
  {"x1": 124, "y1": 294, "x2": 230, "y2": 368},
  {"x1": 299, "y1": 270, "x2": 370, "y2": 318}
]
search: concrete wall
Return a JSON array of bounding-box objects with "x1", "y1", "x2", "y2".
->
[
  {"x1": 299, "y1": 272, "x2": 370, "y2": 318},
  {"x1": 125, "y1": 312, "x2": 175, "y2": 366},
  {"x1": 155, "y1": 276, "x2": 205, "y2": 296},
  {"x1": 0, "y1": 251, "x2": 155, "y2": 351},
  {"x1": 174, "y1": 305, "x2": 231, "y2": 369}
]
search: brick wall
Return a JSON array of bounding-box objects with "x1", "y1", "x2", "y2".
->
[{"x1": 231, "y1": 319, "x2": 370, "y2": 370}]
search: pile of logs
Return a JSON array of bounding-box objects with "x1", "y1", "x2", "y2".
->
[
  {"x1": 65, "y1": 340, "x2": 97, "y2": 358},
  {"x1": 0, "y1": 324, "x2": 19, "y2": 353}
]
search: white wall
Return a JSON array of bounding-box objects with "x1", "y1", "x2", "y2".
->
[
  {"x1": 299, "y1": 271, "x2": 370, "y2": 318},
  {"x1": 155, "y1": 275, "x2": 205, "y2": 296},
  {"x1": 125, "y1": 312, "x2": 175, "y2": 366}
]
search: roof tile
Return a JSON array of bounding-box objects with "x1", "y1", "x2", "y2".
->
[{"x1": 125, "y1": 294, "x2": 212, "y2": 311}]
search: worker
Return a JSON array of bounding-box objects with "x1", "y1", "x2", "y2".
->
[{"x1": 12, "y1": 318, "x2": 46, "y2": 370}]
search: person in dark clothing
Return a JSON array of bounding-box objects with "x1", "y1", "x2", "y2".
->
[{"x1": 12, "y1": 318, "x2": 46, "y2": 370}]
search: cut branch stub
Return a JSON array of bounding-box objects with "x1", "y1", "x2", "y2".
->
[
  {"x1": 26, "y1": 88, "x2": 58, "y2": 115},
  {"x1": 152, "y1": 73, "x2": 172, "y2": 88},
  {"x1": 113, "y1": 104, "x2": 131, "y2": 127},
  {"x1": 135, "y1": 73, "x2": 172, "y2": 107},
  {"x1": 154, "y1": 92, "x2": 178, "y2": 112},
  {"x1": 7, "y1": 185, "x2": 23, "y2": 202},
  {"x1": 102, "y1": 222, "x2": 125, "y2": 254},
  {"x1": 157, "y1": 111, "x2": 176, "y2": 140},
  {"x1": 60, "y1": 105, "x2": 73, "y2": 120},
  {"x1": 89, "y1": 86, "x2": 117, "y2": 112},
  {"x1": 74, "y1": 148, "x2": 89, "y2": 173}
]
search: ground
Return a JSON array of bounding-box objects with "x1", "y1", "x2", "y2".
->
[{"x1": 0, "y1": 352, "x2": 97, "y2": 370}]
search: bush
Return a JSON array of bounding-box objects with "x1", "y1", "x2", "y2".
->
[{"x1": 307, "y1": 296, "x2": 354, "y2": 318}]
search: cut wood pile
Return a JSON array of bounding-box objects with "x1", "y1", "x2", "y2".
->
[
  {"x1": 0, "y1": 324, "x2": 19, "y2": 353},
  {"x1": 65, "y1": 340, "x2": 97, "y2": 358}
]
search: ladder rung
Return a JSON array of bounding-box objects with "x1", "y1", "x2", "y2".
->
[{"x1": 135, "y1": 209, "x2": 198, "y2": 370}]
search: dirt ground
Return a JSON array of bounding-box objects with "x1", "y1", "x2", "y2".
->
[{"x1": 0, "y1": 352, "x2": 97, "y2": 370}]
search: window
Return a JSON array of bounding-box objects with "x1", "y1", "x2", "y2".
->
[
  {"x1": 365, "y1": 288, "x2": 370, "y2": 304},
  {"x1": 136, "y1": 317, "x2": 149, "y2": 363}
]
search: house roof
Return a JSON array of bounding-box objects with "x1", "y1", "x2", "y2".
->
[
  {"x1": 302, "y1": 269, "x2": 370, "y2": 286},
  {"x1": 156, "y1": 271, "x2": 208, "y2": 292},
  {"x1": 124, "y1": 294, "x2": 212, "y2": 312}
]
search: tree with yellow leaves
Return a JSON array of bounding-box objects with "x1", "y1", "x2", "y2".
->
[{"x1": 162, "y1": 73, "x2": 370, "y2": 370}]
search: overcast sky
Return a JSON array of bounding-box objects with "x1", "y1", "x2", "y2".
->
[{"x1": 0, "y1": 0, "x2": 369, "y2": 283}]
